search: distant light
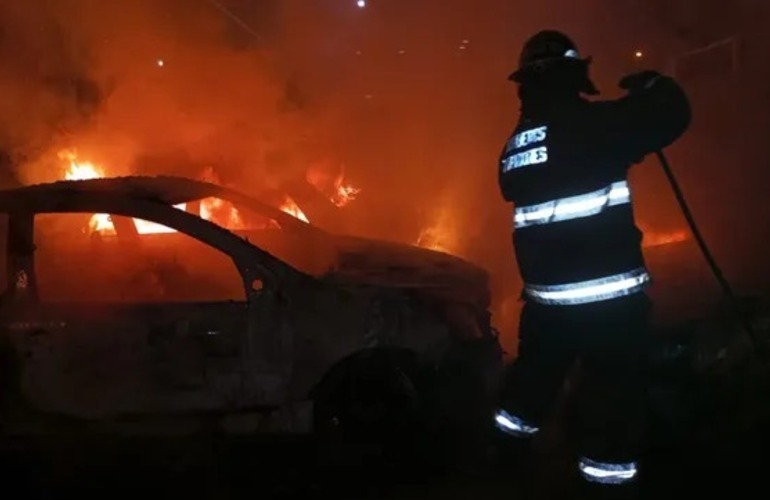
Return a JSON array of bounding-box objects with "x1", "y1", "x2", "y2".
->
[
  {"x1": 156, "y1": 59, "x2": 165, "y2": 67},
  {"x1": 357, "y1": 0, "x2": 366, "y2": 7},
  {"x1": 462, "y1": 39, "x2": 470, "y2": 44},
  {"x1": 459, "y1": 46, "x2": 466, "y2": 50},
  {"x1": 634, "y1": 50, "x2": 644, "y2": 59},
  {"x1": 397, "y1": 49, "x2": 405, "y2": 55}
]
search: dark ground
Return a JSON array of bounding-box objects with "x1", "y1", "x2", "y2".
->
[
  {"x1": 4, "y1": 295, "x2": 770, "y2": 499},
  {"x1": 2, "y1": 409, "x2": 769, "y2": 500}
]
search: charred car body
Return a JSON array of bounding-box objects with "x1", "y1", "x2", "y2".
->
[{"x1": 0, "y1": 176, "x2": 501, "y2": 446}]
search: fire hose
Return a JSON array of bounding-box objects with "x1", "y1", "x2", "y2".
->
[{"x1": 655, "y1": 150, "x2": 761, "y2": 354}]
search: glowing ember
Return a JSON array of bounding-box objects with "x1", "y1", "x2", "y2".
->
[{"x1": 280, "y1": 196, "x2": 309, "y2": 223}]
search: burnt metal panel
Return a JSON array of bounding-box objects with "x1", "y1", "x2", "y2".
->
[{"x1": 6, "y1": 212, "x2": 37, "y2": 305}]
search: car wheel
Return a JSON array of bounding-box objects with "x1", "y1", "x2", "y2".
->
[{"x1": 311, "y1": 348, "x2": 436, "y2": 469}]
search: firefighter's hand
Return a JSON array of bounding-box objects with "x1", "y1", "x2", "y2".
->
[{"x1": 619, "y1": 70, "x2": 663, "y2": 93}]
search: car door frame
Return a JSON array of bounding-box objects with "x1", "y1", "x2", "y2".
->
[{"x1": 0, "y1": 190, "x2": 299, "y2": 408}]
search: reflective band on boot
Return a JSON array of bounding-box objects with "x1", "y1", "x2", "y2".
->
[
  {"x1": 524, "y1": 268, "x2": 650, "y2": 306},
  {"x1": 514, "y1": 181, "x2": 631, "y2": 229},
  {"x1": 494, "y1": 409, "x2": 539, "y2": 438},
  {"x1": 578, "y1": 457, "x2": 639, "y2": 485}
]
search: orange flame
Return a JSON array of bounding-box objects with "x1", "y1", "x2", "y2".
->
[
  {"x1": 201, "y1": 197, "x2": 244, "y2": 229},
  {"x1": 60, "y1": 151, "x2": 244, "y2": 235},
  {"x1": 133, "y1": 210, "x2": 186, "y2": 234},
  {"x1": 330, "y1": 173, "x2": 361, "y2": 208},
  {"x1": 416, "y1": 208, "x2": 457, "y2": 255},
  {"x1": 198, "y1": 167, "x2": 245, "y2": 229},
  {"x1": 416, "y1": 226, "x2": 456, "y2": 254},
  {"x1": 60, "y1": 150, "x2": 118, "y2": 235},
  {"x1": 306, "y1": 163, "x2": 361, "y2": 208},
  {"x1": 279, "y1": 196, "x2": 309, "y2": 223}
]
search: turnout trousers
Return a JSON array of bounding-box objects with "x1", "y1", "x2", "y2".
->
[{"x1": 498, "y1": 292, "x2": 652, "y2": 484}]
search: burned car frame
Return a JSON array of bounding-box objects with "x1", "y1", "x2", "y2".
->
[{"x1": 0, "y1": 176, "x2": 502, "y2": 445}]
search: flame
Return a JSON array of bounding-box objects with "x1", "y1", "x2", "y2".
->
[
  {"x1": 306, "y1": 163, "x2": 361, "y2": 208},
  {"x1": 330, "y1": 173, "x2": 361, "y2": 208},
  {"x1": 60, "y1": 151, "x2": 245, "y2": 235},
  {"x1": 89, "y1": 214, "x2": 117, "y2": 234},
  {"x1": 198, "y1": 166, "x2": 245, "y2": 229},
  {"x1": 133, "y1": 205, "x2": 186, "y2": 234},
  {"x1": 416, "y1": 227, "x2": 455, "y2": 254},
  {"x1": 416, "y1": 210, "x2": 457, "y2": 254},
  {"x1": 279, "y1": 196, "x2": 309, "y2": 223},
  {"x1": 61, "y1": 150, "x2": 118, "y2": 236},
  {"x1": 201, "y1": 197, "x2": 244, "y2": 229},
  {"x1": 415, "y1": 188, "x2": 461, "y2": 255}
]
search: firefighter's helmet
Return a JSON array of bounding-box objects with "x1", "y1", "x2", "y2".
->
[{"x1": 509, "y1": 30, "x2": 598, "y2": 94}]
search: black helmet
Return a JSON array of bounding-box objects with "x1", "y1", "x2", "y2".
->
[{"x1": 510, "y1": 30, "x2": 598, "y2": 94}]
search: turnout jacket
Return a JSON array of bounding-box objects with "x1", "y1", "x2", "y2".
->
[{"x1": 499, "y1": 76, "x2": 691, "y2": 306}]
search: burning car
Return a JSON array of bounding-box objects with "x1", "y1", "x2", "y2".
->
[{"x1": 0, "y1": 175, "x2": 501, "y2": 448}]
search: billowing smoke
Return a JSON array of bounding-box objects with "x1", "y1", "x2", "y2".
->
[{"x1": 0, "y1": 0, "x2": 317, "y2": 189}]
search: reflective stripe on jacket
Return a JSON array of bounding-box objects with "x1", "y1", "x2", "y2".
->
[{"x1": 499, "y1": 75, "x2": 691, "y2": 305}]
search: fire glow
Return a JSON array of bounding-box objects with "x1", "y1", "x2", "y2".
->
[
  {"x1": 279, "y1": 196, "x2": 309, "y2": 223},
  {"x1": 306, "y1": 165, "x2": 361, "y2": 208},
  {"x1": 330, "y1": 174, "x2": 361, "y2": 208},
  {"x1": 643, "y1": 229, "x2": 689, "y2": 248},
  {"x1": 60, "y1": 151, "x2": 120, "y2": 235},
  {"x1": 60, "y1": 151, "x2": 254, "y2": 234}
]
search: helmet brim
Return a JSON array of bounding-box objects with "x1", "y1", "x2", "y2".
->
[
  {"x1": 509, "y1": 55, "x2": 593, "y2": 81},
  {"x1": 508, "y1": 56, "x2": 599, "y2": 95}
]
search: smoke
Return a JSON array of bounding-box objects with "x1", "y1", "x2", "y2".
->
[
  {"x1": 0, "y1": 0, "x2": 319, "y2": 189},
  {"x1": 275, "y1": 0, "x2": 770, "y2": 351},
  {"x1": 0, "y1": 2, "x2": 98, "y2": 171},
  {"x1": 0, "y1": 0, "x2": 693, "y2": 354}
]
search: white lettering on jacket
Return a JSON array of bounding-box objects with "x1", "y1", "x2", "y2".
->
[
  {"x1": 502, "y1": 146, "x2": 548, "y2": 172},
  {"x1": 506, "y1": 126, "x2": 547, "y2": 152},
  {"x1": 502, "y1": 126, "x2": 548, "y2": 173}
]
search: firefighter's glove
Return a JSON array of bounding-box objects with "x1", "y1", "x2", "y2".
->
[{"x1": 619, "y1": 70, "x2": 663, "y2": 94}]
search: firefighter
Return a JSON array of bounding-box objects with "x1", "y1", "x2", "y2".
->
[{"x1": 494, "y1": 30, "x2": 691, "y2": 495}]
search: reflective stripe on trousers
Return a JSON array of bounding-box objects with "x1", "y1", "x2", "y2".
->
[
  {"x1": 579, "y1": 457, "x2": 639, "y2": 485},
  {"x1": 514, "y1": 181, "x2": 631, "y2": 229},
  {"x1": 524, "y1": 268, "x2": 650, "y2": 306},
  {"x1": 494, "y1": 411, "x2": 640, "y2": 485},
  {"x1": 493, "y1": 409, "x2": 539, "y2": 438}
]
